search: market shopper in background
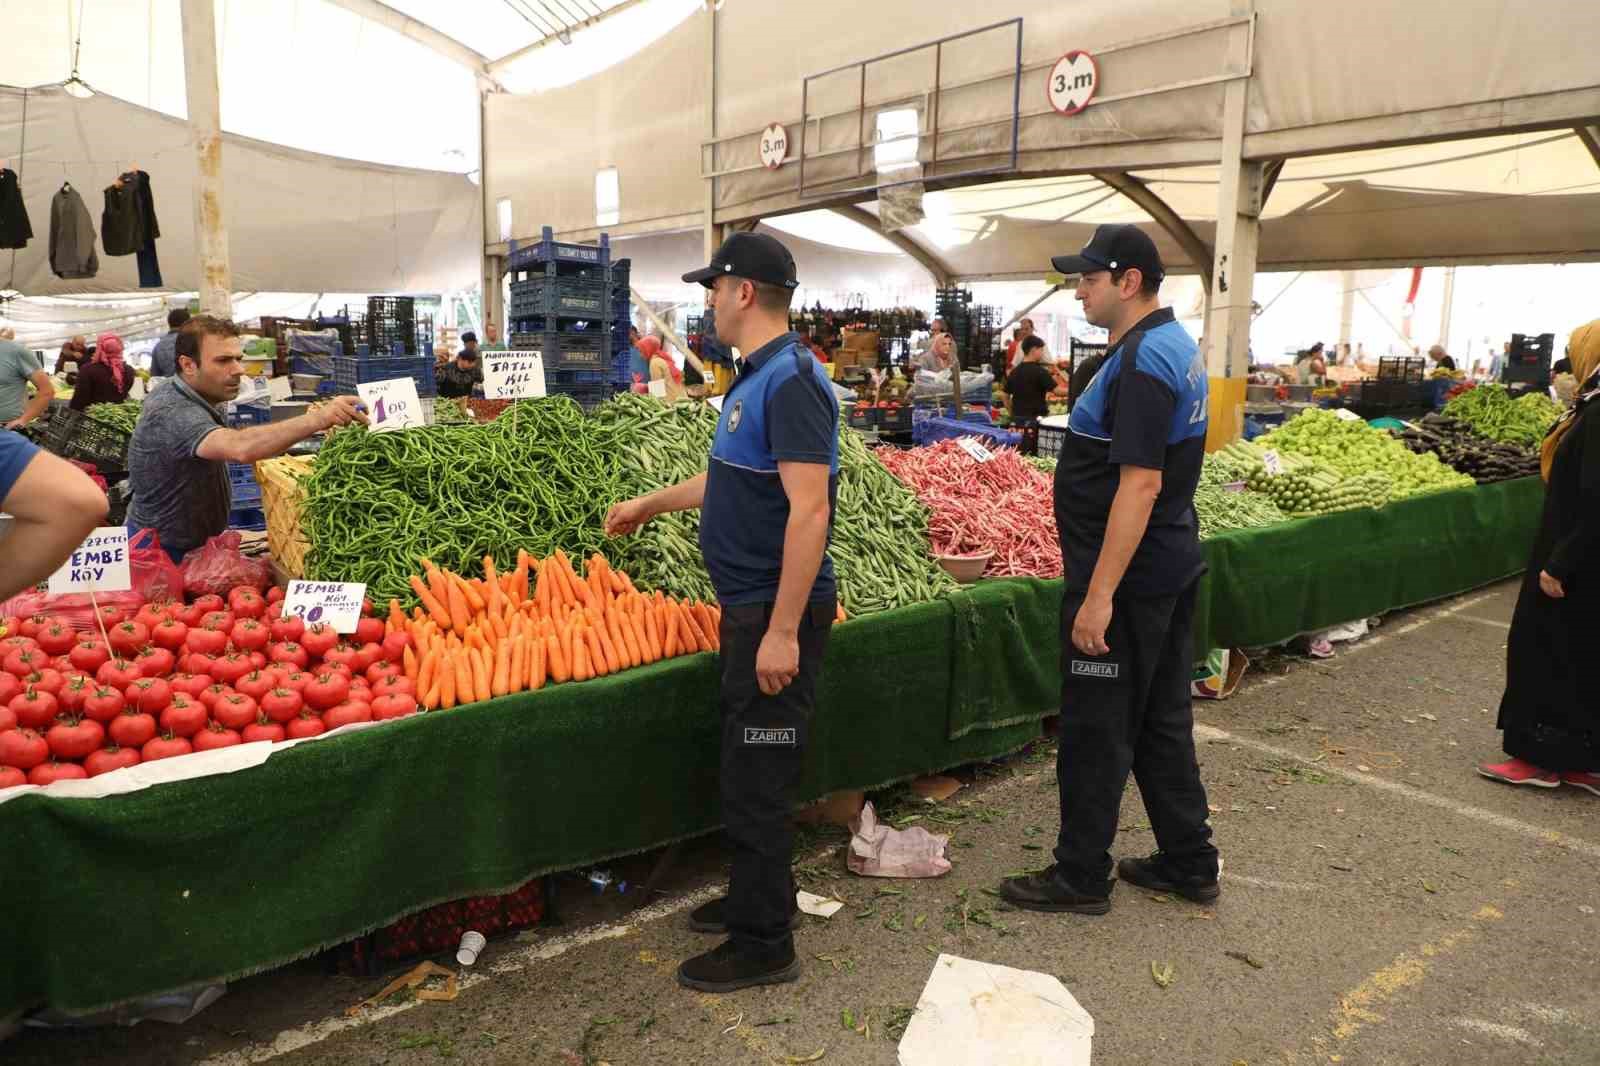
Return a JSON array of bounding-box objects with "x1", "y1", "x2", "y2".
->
[
  {"x1": 1005, "y1": 335, "x2": 1065, "y2": 427},
  {"x1": 1005, "y1": 317, "x2": 1036, "y2": 375},
  {"x1": 436, "y1": 334, "x2": 484, "y2": 399},
  {"x1": 1428, "y1": 345, "x2": 1457, "y2": 372},
  {"x1": 1479, "y1": 319, "x2": 1600, "y2": 794},
  {"x1": 626, "y1": 326, "x2": 649, "y2": 383},
  {"x1": 1001, "y1": 223, "x2": 1219, "y2": 916},
  {"x1": 148, "y1": 307, "x2": 191, "y2": 378},
  {"x1": 0, "y1": 429, "x2": 109, "y2": 600},
  {"x1": 54, "y1": 335, "x2": 88, "y2": 386},
  {"x1": 127, "y1": 316, "x2": 365, "y2": 562},
  {"x1": 0, "y1": 329, "x2": 53, "y2": 430},
  {"x1": 69, "y1": 332, "x2": 135, "y2": 410},
  {"x1": 604, "y1": 231, "x2": 837, "y2": 994},
  {"x1": 913, "y1": 330, "x2": 957, "y2": 374}
]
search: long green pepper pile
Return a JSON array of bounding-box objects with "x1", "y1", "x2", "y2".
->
[{"x1": 82, "y1": 399, "x2": 142, "y2": 434}]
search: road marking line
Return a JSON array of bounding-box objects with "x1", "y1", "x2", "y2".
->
[
  {"x1": 1223, "y1": 873, "x2": 1321, "y2": 892},
  {"x1": 1192, "y1": 724, "x2": 1600, "y2": 860},
  {"x1": 1452, "y1": 1017, "x2": 1543, "y2": 1046},
  {"x1": 1450, "y1": 614, "x2": 1511, "y2": 630}
]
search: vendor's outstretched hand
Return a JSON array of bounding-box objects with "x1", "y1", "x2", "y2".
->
[
  {"x1": 317, "y1": 395, "x2": 368, "y2": 430},
  {"x1": 604, "y1": 497, "x2": 652, "y2": 537}
]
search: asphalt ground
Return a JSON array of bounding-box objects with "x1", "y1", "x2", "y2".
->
[{"x1": 8, "y1": 576, "x2": 1598, "y2": 1066}]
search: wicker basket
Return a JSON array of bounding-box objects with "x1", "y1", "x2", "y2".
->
[{"x1": 254, "y1": 456, "x2": 315, "y2": 579}]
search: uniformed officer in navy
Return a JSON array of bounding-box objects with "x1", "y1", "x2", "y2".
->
[
  {"x1": 1000, "y1": 223, "x2": 1221, "y2": 915},
  {"x1": 604, "y1": 231, "x2": 839, "y2": 992}
]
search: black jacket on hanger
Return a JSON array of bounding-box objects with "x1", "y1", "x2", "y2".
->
[
  {"x1": 0, "y1": 168, "x2": 32, "y2": 249},
  {"x1": 102, "y1": 170, "x2": 159, "y2": 256}
]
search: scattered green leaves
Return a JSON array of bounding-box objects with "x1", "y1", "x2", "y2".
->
[{"x1": 1151, "y1": 961, "x2": 1175, "y2": 989}]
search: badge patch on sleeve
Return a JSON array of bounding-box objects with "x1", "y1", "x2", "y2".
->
[
  {"x1": 744, "y1": 726, "x2": 797, "y2": 746},
  {"x1": 1071, "y1": 660, "x2": 1119, "y2": 679}
]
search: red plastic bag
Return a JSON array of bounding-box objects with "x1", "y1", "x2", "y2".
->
[
  {"x1": 0, "y1": 528, "x2": 184, "y2": 632},
  {"x1": 179, "y1": 531, "x2": 272, "y2": 598}
]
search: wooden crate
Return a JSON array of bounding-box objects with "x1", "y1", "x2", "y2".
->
[{"x1": 254, "y1": 456, "x2": 315, "y2": 579}]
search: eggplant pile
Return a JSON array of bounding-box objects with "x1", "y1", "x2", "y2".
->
[{"x1": 1394, "y1": 413, "x2": 1541, "y2": 483}]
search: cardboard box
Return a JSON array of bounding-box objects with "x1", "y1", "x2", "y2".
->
[{"x1": 842, "y1": 329, "x2": 880, "y2": 351}]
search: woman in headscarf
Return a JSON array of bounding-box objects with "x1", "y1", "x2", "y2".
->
[
  {"x1": 639, "y1": 335, "x2": 685, "y2": 402},
  {"x1": 1478, "y1": 319, "x2": 1600, "y2": 793},
  {"x1": 69, "y1": 332, "x2": 134, "y2": 411}
]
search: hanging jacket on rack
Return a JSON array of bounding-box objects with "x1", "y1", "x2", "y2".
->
[
  {"x1": 49, "y1": 182, "x2": 99, "y2": 279},
  {"x1": 101, "y1": 170, "x2": 161, "y2": 287},
  {"x1": 0, "y1": 168, "x2": 32, "y2": 250}
]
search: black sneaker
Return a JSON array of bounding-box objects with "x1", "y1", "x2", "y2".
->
[
  {"x1": 688, "y1": 896, "x2": 802, "y2": 934},
  {"x1": 997, "y1": 865, "x2": 1113, "y2": 915},
  {"x1": 1117, "y1": 851, "x2": 1221, "y2": 903},
  {"x1": 676, "y1": 938, "x2": 800, "y2": 993}
]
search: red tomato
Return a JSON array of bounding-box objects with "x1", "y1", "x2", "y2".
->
[
  {"x1": 211, "y1": 653, "x2": 255, "y2": 685},
  {"x1": 365, "y1": 659, "x2": 401, "y2": 684},
  {"x1": 10, "y1": 688, "x2": 59, "y2": 730},
  {"x1": 242, "y1": 716, "x2": 286, "y2": 744},
  {"x1": 185, "y1": 651, "x2": 224, "y2": 677},
  {"x1": 0, "y1": 672, "x2": 17, "y2": 708},
  {"x1": 135, "y1": 645, "x2": 177, "y2": 678},
  {"x1": 185, "y1": 626, "x2": 229, "y2": 657},
  {"x1": 96, "y1": 658, "x2": 143, "y2": 692},
  {"x1": 278, "y1": 670, "x2": 312, "y2": 694},
  {"x1": 322, "y1": 661, "x2": 353, "y2": 679},
  {"x1": 303, "y1": 672, "x2": 350, "y2": 712},
  {"x1": 35, "y1": 622, "x2": 78, "y2": 657},
  {"x1": 46, "y1": 715, "x2": 105, "y2": 760},
  {"x1": 371, "y1": 693, "x2": 417, "y2": 721},
  {"x1": 107, "y1": 620, "x2": 150, "y2": 657},
  {"x1": 0, "y1": 728, "x2": 50, "y2": 770},
  {"x1": 268, "y1": 641, "x2": 310, "y2": 671},
  {"x1": 0, "y1": 635, "x2": 40, "y2": 657},
  {"x1": 381, "y1": 630, "x2": 413, "y2": 662},
  {"x1": 168, "y1": 672, "x2": 214, "y2": 699},
  {"x1": 0, "y1": 765, "x2": 26, "y2": 788},
  {"x1": 0, "y1": 706, "x2": 12, "y2": 732},
  {"x1": 322, "y1": 644, "x2": 361, "y2": 672},
  {"x1": 322, "y1": 701, "x2": 372, "y2": 729},
  {"x1": 108, "y1": 708, "x2": 157, "y2": 748},
  {"x1": 17, "y1": 614, "x2": 51, "y2": 639},
  {"x1": 177, "y1": 601, "x2": 208, "y2": 628},
  {"x1": 4, "y1": 647, "x2": 46, "y2": 678},
  {"x1": 29, "y1": 760, "x2": 88, "y2": 785},
  {"x1": 96, "y1": 605, "x2": 128, "y2": 629},
  {"x1": 300, "y1": 623, "x2": 339, "y2": 660},
  {"x1": 354, "y1": 617, "x2": 386, "y2": 646},
  {"x1": 141, "y1": 734, "x2": 193, "y2": 762},
  {"x1": 194, "y1": 722, "x2": 243, "y2": 751},
  {"x1": 260, "y1": 687, "x2": 304, "y2": 723},
  {"x1": 192, "y1": 593, "x2": 225, "y2": 614},
  {"x1": 347, "y1": 680, "x2": 372, "y2": 702},
  {"x1": 151, "y1": 618, "x2": 189, "y2": 651},
  {"x1": 285, "y1": 711, "x2": 326, "y2": 739},
  {"x1": 373, "y1": 675, "x2": 416, "y2": 699},
  {"x1": 230, "y1": 618, "x2": 270, "y2": 652},
  {"x1": 196, "y1": 682, "x2": 233, "y2": 711},
  {"x1": 21, "y1": 668, "x2": 64, "y2": 697},
  {"x1": 354, "y1": 643, "x2": 383, "y2": 673},
  {"x1": 211, "y1": 691, "x2": 258, "y2": 730},
  {"x1": 361, "y1": 597, "x2": 375, "y2": 616},
  {"x1": 234, "y1": 669, "x2": 280, "y2": 702},
  {"x1": 84, "y1": 684, "x2": 127, "y2": 724},
  {"x1": 126, "y1": 677, "x2": 174, "y2": 715},
  {"x1": 85, "y1": 744, "x2": 141, "y2": 776},
  {"x1": 160, "y1": 695, "x2": 207, "y2": 738},
  {"x1": 68, "y1": 639, "x2": 111, "y2": 675},
  {"x1": 265, "y1": 585, "x2": 285, "y2": 605},
  {"x1": 200, "y1": 610, "x2": 236, "y2": 634},
  {"x1": 247, "y1": 651, "x2": 268, "y2": 671},
  {"x1": 56, "y1": 674, "x2": 93, "y2": 715},
  {"x1": 134, "y1": 603, "x2": 167, "y2": 631},
  {"x1": 270, "y1": 613, "x2": 305, "y2": 644},
  {"x1": 228, "y1": 587, "x2": 266, "y2": 620}
]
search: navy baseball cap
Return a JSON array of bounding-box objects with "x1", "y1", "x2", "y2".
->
[
  {"x1": 1052, "y1": 223, "x2": 1165, "y2": 283},
  {"x1": 683, "y1": 231, "x2": 799, "y2": 290}
]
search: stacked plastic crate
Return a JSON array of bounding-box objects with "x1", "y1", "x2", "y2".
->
[
  {"x1": 226, "y1": 401, "x2": 270, "y2": 530},
  {"x1": 609, "y1": 257, "x2": 634, "y2": 391},
  {"x1": 507, "y1": 226, "x2": 613, "y2": 411}
]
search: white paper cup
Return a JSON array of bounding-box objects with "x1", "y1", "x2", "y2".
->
[{"x1": 456, "y1": 930, "x2": 486, "y2": 966}]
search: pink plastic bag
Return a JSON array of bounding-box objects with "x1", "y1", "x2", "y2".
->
[
  {"x1": 0, "y1": 528, "x2": 184, "y2": 632},
  {"x1": 179, "y1": 531, "x2": 272, "y2": 598},
  {"x1": 847, "y1": 801, "x2": 952, "y2": 879}
]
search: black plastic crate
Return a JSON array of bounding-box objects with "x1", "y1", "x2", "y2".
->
[
  {"x1": 509, "y1": 275, "x2": 608, "y2": 319},
  {"x1": 878, "y1": 404, "x2": 913, "y2": 433},
  {"x1": 1036, "y1": 419, "x2": 1068, "y2": 460},
  {"x1": 1377, "y1": 357, "x2": 1425, "y2": 383},
  {"x1": 847, "y1": 404, "x2": 880, "y2": 430},
  {"x1": 509, "y1": 315, "x2": 610, "y2": 337},
  {"x1": 545, "y1": 369, "x2": 613, "y2": 412},
  {"x1": 330, "y1": 354, "x2": 437, "y2": 397},
  {"x1": 507, "y1": 226, "x2": 609, "y2": 272},
  {"x1": 507, "y1": 331, "x2": 608, "y2": 372},
  {"x1": 34, "y1": 406, "x2": 131, "y2": 473}
]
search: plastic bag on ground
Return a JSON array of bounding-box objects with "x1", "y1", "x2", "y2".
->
[
  {"x1": 847, "y1": 800, "x2": 951, "y2": 878},
  {"x1": 179, "y1": 531, "x2": 272, "y2": 598}
]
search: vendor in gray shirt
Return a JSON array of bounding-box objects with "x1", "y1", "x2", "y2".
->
[
  {"x1": 147, "y1": 307, "x2": 191, "y2": 378},
  {"x1": 128, "y1": 316, "x2": 365, "y2": 561}
]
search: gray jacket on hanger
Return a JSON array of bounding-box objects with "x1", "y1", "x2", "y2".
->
[{"x1": 49, "y1": 183, "x2": 99, "y2": 279}]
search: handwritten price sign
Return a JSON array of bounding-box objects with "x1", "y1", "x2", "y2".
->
[
  {"x1": 484, "y1": 351, "x2": 547, "y2": 400},
  {"x1": 282, "y1": 580, "x2": 367, "y2": 634},
  {"x1": 356, "y1": 377, "x2": 425, "y2": 433},
  {"x1": 47, "y1": 527, "x2": 132, "y2": 595}
]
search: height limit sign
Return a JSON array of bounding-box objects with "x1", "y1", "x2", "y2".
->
[{"x1": 1047, "y1": 51, "x2": 1099, "y2": 116}]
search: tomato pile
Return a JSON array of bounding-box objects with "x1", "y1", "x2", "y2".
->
[{"x1": 0, "y1": 585, "x2": 420, "y2": 789}]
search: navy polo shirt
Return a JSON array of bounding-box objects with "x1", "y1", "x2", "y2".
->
[
  {"x1": 700, "y1": 331, "x2": 840, "y2": 606},
  {"x1": 1053, "y1": 307, "x2": 1208, "y2": 596}
]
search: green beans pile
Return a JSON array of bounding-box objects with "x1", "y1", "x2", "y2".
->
[
  {"x1": 300, "y1": 397, "x2": 630, "y2": 605},
  {"x1": 835, "y1": 432, "x2": 959, "y2": 612},
  {"x1": 430, "y1": 397, "x2": 475, "y2": 425},
  {"x1": 82, "y1": 399, "x2": 142, "y2": 434},
  {"x1": 1194, "y1": 484, "x2": 1287, "y2": 539}
]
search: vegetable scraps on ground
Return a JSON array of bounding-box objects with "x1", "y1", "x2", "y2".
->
[{"x1": 876, "y1": 438, "x2": 1062, "y2": 578}]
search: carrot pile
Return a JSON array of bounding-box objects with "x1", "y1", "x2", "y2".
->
[{"x1": 389, "y1": 550, "x2": 724, "y2": 710}]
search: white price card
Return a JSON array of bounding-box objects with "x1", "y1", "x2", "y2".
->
[
  {"x1": 483, "y1": 351, "x2": 546, "y2": 400},
  {"x1": 648, "y1": 378, "x2": 669, "y2": 399},
  {"x1": 47, "y1": 527, "x2": 131, "y2": 595},
  {"x1": 1333, "y1": 408, "x2": 1363, "y2": 422},
  {"x1": 1262, "y1": 449, "x2": 1283, "y2": 476},
  {"x1": 357, "y1": 377, "x2": 424, "y2": 433},
  {"x1": 707, "y1": 394, "x2": 726, "y2": 412},
  {"x1": 282, "y1": 580, "x2": 368, "y2": 634},
  {"x1": 956, "y1": 437, "x2": 995, "y2": 463}
]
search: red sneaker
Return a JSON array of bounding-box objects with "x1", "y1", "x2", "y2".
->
[
  {"x1": 1562, "y1": 771, "x2": 1600, "y2": 796},
  {"x1": 1477, "y1": 758, "x2": 1560, "y2": 787}
]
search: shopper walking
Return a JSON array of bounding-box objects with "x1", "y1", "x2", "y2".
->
[
  {"x1": 436, "y1": 335, "x2": 484, "y2": 399},
  {"x1": 149, "y1": 308, "x2": 191, "y2": 378},
  {"x1": 69, "y1": 332, "x2": 135, "y2": 410},
  {"x1": 1000, "y1": 223, "x2": 1218, "y2": 915},
  {"x1": 1479, "y1": 320, "x2": 1600, "y2": 793},
  {"x1": 604, "y1": 231, "x2": 837, "y2": 993}
]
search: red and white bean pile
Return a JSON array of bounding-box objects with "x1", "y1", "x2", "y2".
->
[{"x1": 876, "y1": 440, "x2": 1062, "y2": 578}]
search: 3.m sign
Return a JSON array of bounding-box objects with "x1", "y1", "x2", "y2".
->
[{"x1": 1047, "y1": 51, "x2": 1099, "y2": 116}]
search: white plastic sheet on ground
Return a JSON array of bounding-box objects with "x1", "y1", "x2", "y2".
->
[{"x1": 898, "y1": 954, "x2": 1094, "y2": 1066}]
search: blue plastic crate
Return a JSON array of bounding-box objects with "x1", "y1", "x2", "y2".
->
[
  {"x1": 509, "y1": 275, "x2": 608, "y2": 319},
  {"x1": 913, "y1": 415, "x2": 1021, "y2": 450},
  {"x1": 228, "y1": 506, "x2": 266, "y2": 532},
  {"x1": 506, "y1": 331, "x2": 608, "y2": 372},
  {"x1": 227, "y1": 402, "x2": 271, "y2": 427},
  {"x1": 507, "y1": 226, "x2": 610, "y2": 272},
  {"x1": 290, "y1": 354, "x2": 334, "y2": 377},
  {"x1": 330, "y1": 354, "x2": 437, "y2": 397}
]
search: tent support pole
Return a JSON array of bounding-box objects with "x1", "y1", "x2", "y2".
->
[
  {"x1": 703, "y1": 2, "x2": 719, "y2": 263},
  {"x1": 1091, "y1": 172, "x2": 1213, "y2": 294},
  {"x1": 1204, "y1": 0, "x2": 1260, "y2": 381},
  {"x1": 181, "y1": 0, "x2": 231, "y2": 315},
  {"x1": 1339, "y1": 269, "x2": 1357, "y2": 355},
  {"x1": 631, "y1": 287, "x2": 707, "y2": 378},
  {"x1": 831, "y1": 205, "x2": 954, "y2": 287},
  {"x1": 1576, "y1": 125, "x2": 1600, "y2": 171}
]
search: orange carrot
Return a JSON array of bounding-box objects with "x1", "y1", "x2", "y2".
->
[
  {"x1": 613, "y1": 608, "x2": 640, "y2": 668},
  {"x1": 571, "y1": 632, "x2": 592, "y2": 681},
  {"x1": 444, "y1": 577, "x2": 471, "y2": 633},
  {"x1": 678, "y1": 602, "x2": 706, "y2": 653},
  {"x1": 453, "y1": 649, "x2": 473, "y2": 706},
  {"x1": 629, "y1": 610, "x2": 654, "y2": 664},
  {"x1": 423, "y1": 679, "x2": 441, "y2": 711},
  {"x1": 483, "y1": 555, "x2": 503, "y2": 614},
  {"x1": 557, "y1": 620, "x2": 574, "y2": 674},
  {"x1": 440, "y1": 653, "x2": 458, "y2": 709},
  {"x1": 597, "y1": 615, "x2": 624, "y2": 673},
  {"x1": 546, "y1": 633, "x2": 569, "y2": 683},
  {"x1": 454, "y1": 572, "x2": 486, "y2": 614},
  {"x1": 421, "y1": 560, "x2": 448, "y2": 605},
  {"x1": 645, "y1": 604, "x2": 662, "y2": 656},
  {"x1": 411, "y1": 575, "x2": 452, "y2": 630},
  {"x1": 416, "y1": 648, "x2": 435, "y2": 694},
  {"x1": 662, "y1": 605, "x2": 679, "y2": 658},
  {"x1": 692, "y1": 602, "x2": 718, "y2": 651},
  {"x1": 467, "y1": 646, "x2": 486, "y2": 702},
  {"x1": 584, "y1": 624, "x2": 610, "y2": 677},
  {"x1": 492, "y1": 636, "x2": 512, "y2": 697},
  {"x1": 514, "y1": 549, "x2": 531, "y2": 604},
  {"x1": 531, "y1": 636, "x2": 546, "y2": 691},
  {"x1": 403, "y1": 645, "x2": 419, "y2": 680}
]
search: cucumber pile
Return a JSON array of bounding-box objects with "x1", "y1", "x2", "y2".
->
[
  {"x1": 1219, "y1": 440, "x2": 1393, "y2": 518},
  {"x1": 1255, "y1": 409, "x2": 1473, "y2": 498}
]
